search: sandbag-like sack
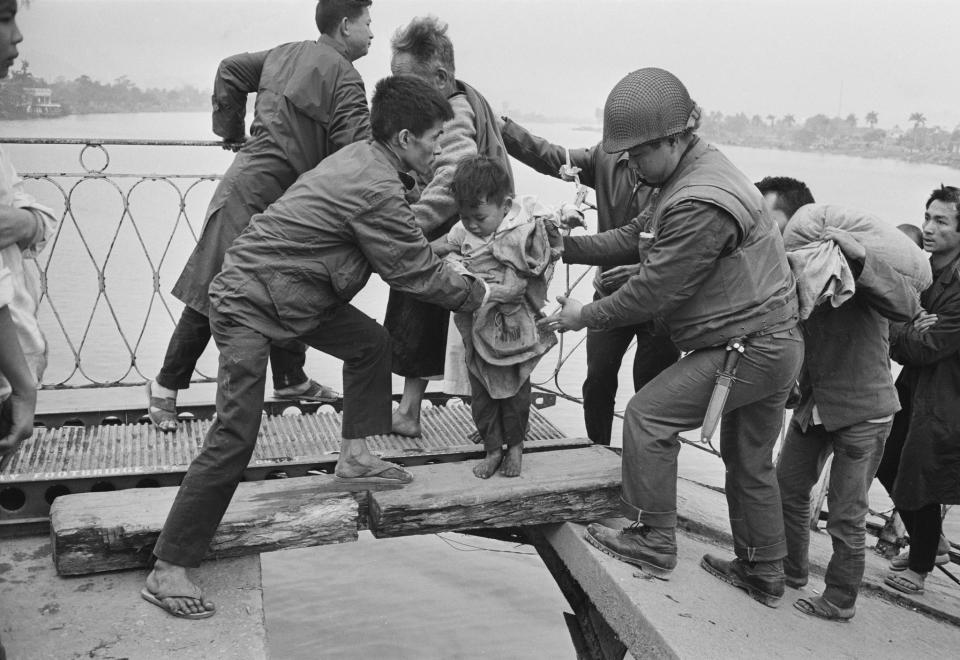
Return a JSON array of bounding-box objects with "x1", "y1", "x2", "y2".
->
[{"x1": 783, "y1": 203, "x2": 932, "y2": 294}]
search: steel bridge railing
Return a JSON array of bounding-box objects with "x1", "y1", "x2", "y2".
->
[{"x1": 1, "y1": 137, "x2": 239, "y2": 390}]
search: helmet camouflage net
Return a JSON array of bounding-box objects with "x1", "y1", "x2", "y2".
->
[{"x1": 602, "y1": 68, "x2": 698, "y2": 153}]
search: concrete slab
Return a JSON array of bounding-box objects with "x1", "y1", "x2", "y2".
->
[
  {"x1": 544, "y1": 521, "x2": 958, "y2": 659},
  {"x1": 541, "y1": 476, "x2": 960, "y2": 659},
  {"x1": 672, "y1": 476, "x2": 960, "y2": 625},
  {"x1": 0, "y1": 535, "x2": 267, "y2": 659}
]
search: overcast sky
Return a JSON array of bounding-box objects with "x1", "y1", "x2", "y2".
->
[{"x1": 13, "y1": 0, "x2": 959, "y2": 129}]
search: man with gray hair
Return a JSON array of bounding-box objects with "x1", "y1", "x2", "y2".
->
[{"x1": 384, "y1": 16, "x2": 514, "y2": 436}]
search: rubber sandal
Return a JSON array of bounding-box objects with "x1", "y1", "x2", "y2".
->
[
  {"x1": 140, "y1": 587, "x2": 215, "y2": 620},
  {"x1": 884, "y1": 571, "x2": 925, "y2": 595},
  {"x1": 275, "y1": 379, "x2": 340, "y2": 403},
  {"x1": 146, "y1": 381, "x2": 178, "y2": 433},
  {"x1": 334, "y1": 462, "x2": 413, "y2": 485},
  {"x1": 793, "y1": 596, "x2": 854, "y2": 621}
]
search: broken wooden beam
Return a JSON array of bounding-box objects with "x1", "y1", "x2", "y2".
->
[
  {"x1": 50, "y1": 474, "x2": 362, "y2": 575},
  {"x1": 368, "y1": 445, "x2": 622, "y2": 537}
]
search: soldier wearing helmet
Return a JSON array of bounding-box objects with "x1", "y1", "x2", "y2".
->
[{"x1": 542, "y1": 68, "x2": 803, "y2": 607}]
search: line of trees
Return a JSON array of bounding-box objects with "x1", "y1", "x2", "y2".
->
[
  {"x1": 699, "y1": 109, "x2": 960, "y2": 166},
  {"x1": 0, "y1": 61, "x2": 209, "y2": 118}
]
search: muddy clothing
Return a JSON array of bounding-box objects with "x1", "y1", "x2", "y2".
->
[
  {"x1": 173, "y1": 35, "x2": 370, "y2": 313},
  {"x1": 883, "y1": 255, "x2": 960, "y2": 510},
  {"x1": 154, "y1": 140, "x2": 485, "y2": 568},
  {"x1": 384, "y1": 81, "x2": 512, "y2": 379},
  {"x1": 564, "y1": 138, "x2": 802, "y2": 562},
  {"x1": 500, "y1": 118, "x2": 678, "y2": 444}
]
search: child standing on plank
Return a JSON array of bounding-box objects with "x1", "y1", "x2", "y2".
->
[{"x1": 434, "y1": 155, "x2": 571, "y2": 478}]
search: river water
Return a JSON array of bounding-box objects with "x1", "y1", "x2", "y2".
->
[{"x1": 3, "y1": 112, "x2": 958, "y2": 658}]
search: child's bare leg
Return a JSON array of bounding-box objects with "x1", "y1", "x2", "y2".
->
[
  {"x1": 473, "y1": 447, "x2": 503, "y2": 479},
  {"x1": 501, "y1": 442, "x2": 523, "y2": 477}
]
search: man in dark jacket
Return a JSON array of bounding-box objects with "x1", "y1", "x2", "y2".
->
[
  {"x1": 140, "y1": 76, "x2": 490, "y2": 619},
  {"x1": 499, "y1": 119, "x2": 679, "y2": 445},
  {"x1": 880, "y1": 185, "x2": 960, "y2": 597},
  {"x1": 543, "y1": 69, "x2": 803, "y2": 607},
  {"x1": 147, "y1": 0, "x2": 374, "y2": 431},
  {"x1": 760, "y1": 177, "x2": 921, "y2": 620},
  {"x1": 384, "y1": 16, "x2": 515, "y2": 436}
]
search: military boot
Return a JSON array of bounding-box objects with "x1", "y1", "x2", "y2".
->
[
  {"x1": 585, "y1": 522, "x2": 678, "y2": 579},
  {"x1": 701, "y1": 554, "x2": 785, "y2": 608}
]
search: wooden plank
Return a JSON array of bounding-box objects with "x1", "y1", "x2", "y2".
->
[
  {"x1": 50, "y1": 474, "x2": 365, "y2": 575},
  {"x1": 368, "y1": 445, "x2": 622, "y2": 538}
]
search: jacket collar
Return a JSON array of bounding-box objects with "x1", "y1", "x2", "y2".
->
[
  {"x1": 371, "y1": 140, "x2": 416, "y2": 190},
  {"x1": 318, "y1": 33, "x2": 350, "y2": 61},
  {"x1": 661, "y1": 136, "x2": 706, "y2": 187}
]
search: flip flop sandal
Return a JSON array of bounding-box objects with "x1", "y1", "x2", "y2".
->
[
  {"x1": 793, "y1": 596, "x2": 855, "y2": 621},
  {"x1": 884, "y1": 572, "x2": 925, "y2": 595},
  {"x1": 140, "y1": 588, "x2": 216, "y2": 620},
  {"x1": 334, "y1": 462, "x2": 413, "y2": 485},
  {"x1": 275, "y1": 379, "x2": 340, "y2": 403},
  {"x1": 146, "y1": 381, "x2": 178, "y2": 433}
]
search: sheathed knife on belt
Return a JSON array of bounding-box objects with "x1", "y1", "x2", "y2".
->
[{"x1": 701, "y1": 336, "x2": 747, "y2": 447}]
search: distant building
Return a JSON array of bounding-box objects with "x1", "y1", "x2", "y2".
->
[{"x1": 20, "y1": 87, "x2": 63, "y2": 116}]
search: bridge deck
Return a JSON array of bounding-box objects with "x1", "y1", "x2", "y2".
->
[{"x1": 0, "y1": 402, "x2": 577, "y2": 529}]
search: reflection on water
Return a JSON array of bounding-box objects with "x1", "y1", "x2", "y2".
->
[{"x1": 5, "y1": 112, "x2": 960, "y2": 658}]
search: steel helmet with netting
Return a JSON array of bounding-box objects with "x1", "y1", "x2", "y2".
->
[{"x1": 602, "y1": 68, "x2": 697, "y2": 153}]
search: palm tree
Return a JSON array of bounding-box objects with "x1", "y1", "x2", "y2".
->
[
  {"x1": 866, "y1": 111, "x2": 878, "y2": 128},
  {"x1": 909, "y1": 112, "x2": 927, "y2": 130},
  {"x1": 766, "y1": 114, "x2": 776, "y2": 128},
  {"x1": 782, "y1": 114, "x2": 796, "y2": 128}
]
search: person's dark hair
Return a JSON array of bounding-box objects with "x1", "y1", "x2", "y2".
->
[
  {"x1": 897, "y1": 223, "x2": 924, "y2": 248},
  {"x1": 390, "y1": 16, "x2": 455, "y2": 74},
  {"x1": 450, "y1": 156, "x2": 512, "y2": 208},
  {"x1": 925, "y1": 184, "x2": 960, "y2": 229},
  {"x1": 315, "y1": 0, "x2": 372, "y2": 35},
  {"x1": 755, "y1": 176, "x2": 816, "y2": 220},
  {"x1": 370, "y1": 75, "x2": 453, "y2": 143}
]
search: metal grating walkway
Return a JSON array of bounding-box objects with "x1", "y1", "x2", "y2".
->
[{"x1": 0, "y1": 403, "x2": 582, "y2": 526}]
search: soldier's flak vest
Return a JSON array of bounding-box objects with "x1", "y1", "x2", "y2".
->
[{"x1": 649, "y1": 139, "x2": 798, "y2": 351}]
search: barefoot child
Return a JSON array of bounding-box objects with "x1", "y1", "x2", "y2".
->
[{"x1": 435, "y1": 155, "x2": 566, "y2": 478}]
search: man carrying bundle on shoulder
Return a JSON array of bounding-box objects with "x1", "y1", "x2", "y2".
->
[{"x1": 760, "y1": 177, "x2": 927, "y2": 620}]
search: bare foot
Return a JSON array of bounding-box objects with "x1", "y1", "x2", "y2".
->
[
  {"x1": 144, "y1": 561, "x2": 215, "y2": 617},
  {"x1": 473, "y1": 449, "x2": 503, "y2": 479},
  {"x1": 501, "y1": 444, "x2": 523, "y2": 477},
  {"x1": 391, "y1": 410, "x2": 422, "y2": 437}
]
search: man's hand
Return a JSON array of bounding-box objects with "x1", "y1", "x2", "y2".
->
[
  {"x1": 823, "y1": 227, "x2": 866, "y2": 262},
  {"x1": 538, "y1": 295, "x2": 586, "y2": 332},
  {"x1": 599, "y1": 264, "x2": 642, "y2": 291},
  {"x1": 558, "y1": 204, "x2": 586, "y2": 231},
  {"x1": 558, "y1": 163, "x2": 582, "y2": 182},
  {"x1": 221, "y1": 136, "x2": 246, "y2": 152},
  {"x1": 913, "y1": 310, "x2": 938, "y2": 333},
  {"x1": 0, "y1": 388, "x2": 37, "y2": 457}
]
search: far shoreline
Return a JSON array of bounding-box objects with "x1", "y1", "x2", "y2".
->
[{"x1": 4, "y1": 112, "x2": 959, "y2": 173}]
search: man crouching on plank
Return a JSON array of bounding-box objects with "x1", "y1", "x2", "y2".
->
[{"x1": 142, "y1": 75, "x2": 492, "y2": 619}]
